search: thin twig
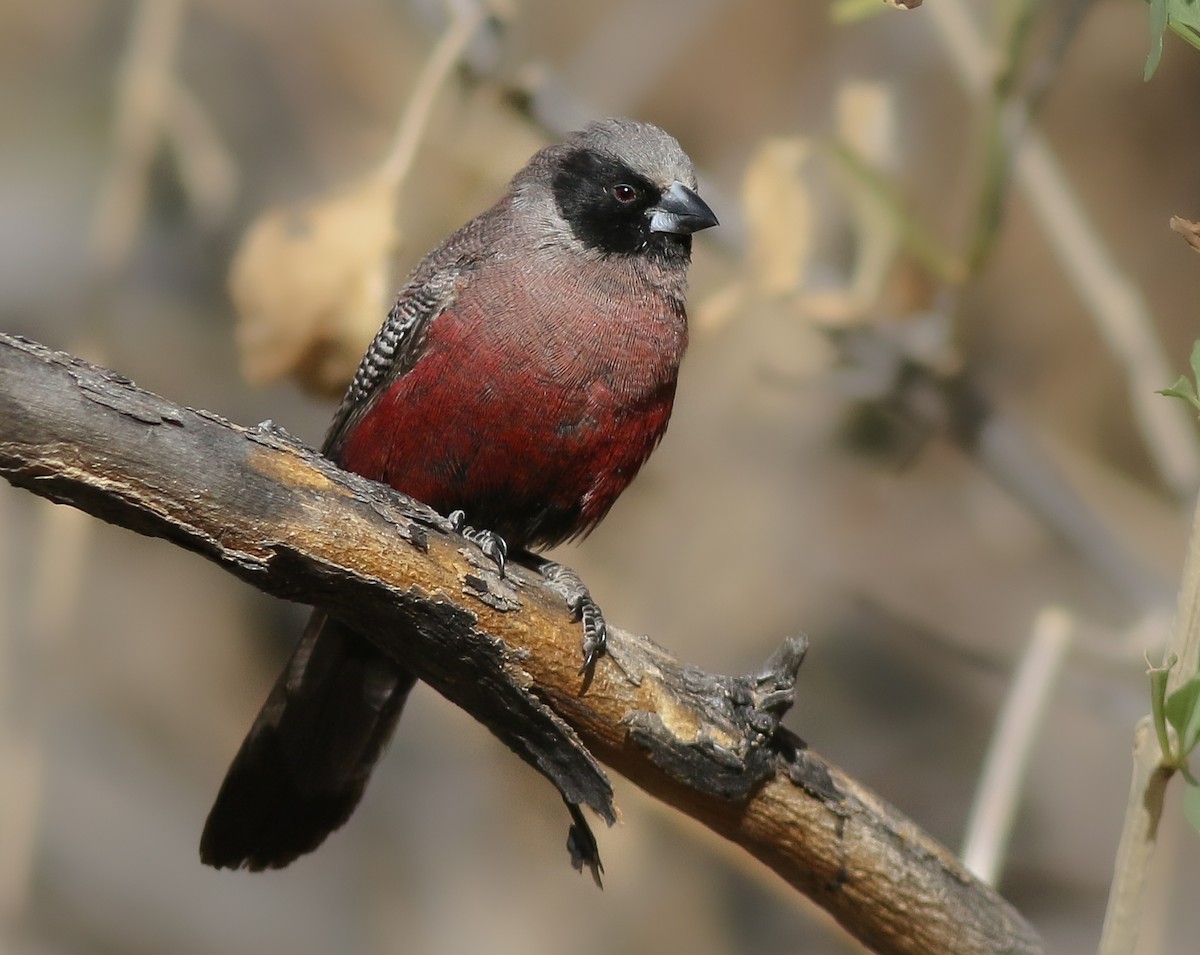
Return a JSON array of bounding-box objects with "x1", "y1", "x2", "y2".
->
[
  {"x1": 375, "y1": 0, "x2": 492, "y2": 187},
  {"x1": 961, "y1": 606, "x2": 1075, "y2": 885},
  {"x1": 163, "y1": 78, "x2": 239, "y2": 228},
  {"x1": 965, "y1": 0, "x2": 1074, "y2": 272},
  {"x1": 87, "y1": 0, "x2": 187, "y2": 277}
]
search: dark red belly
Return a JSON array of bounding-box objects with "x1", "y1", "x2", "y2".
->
[{"x1": 336, "y1": 306, "x2": 681, "y2": 550}]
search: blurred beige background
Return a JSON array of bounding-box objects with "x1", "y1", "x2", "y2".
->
[{"x1": 3, "y1": 1, "x2": 1200, "y2": 952}]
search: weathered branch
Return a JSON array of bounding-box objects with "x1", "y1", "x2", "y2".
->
[{"x1": 0, "y1": 332, "x2": 1044, "y2": 955}]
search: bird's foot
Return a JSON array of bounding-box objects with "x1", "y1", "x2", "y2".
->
[
  {"x1": 447, "y1": 510, "x2": 508, "y2": 578},
  {"x1": 540, "y1": 560, "x2": 607, "y2": 674}
]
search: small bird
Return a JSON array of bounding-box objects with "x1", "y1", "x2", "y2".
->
[{"x1": 200, "y1": 118, "x2": 718, "y2": 871}]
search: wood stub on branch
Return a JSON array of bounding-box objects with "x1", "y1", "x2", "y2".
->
[{"x1": 0, "y1": 332, "x2": 1045, "y2": 955}]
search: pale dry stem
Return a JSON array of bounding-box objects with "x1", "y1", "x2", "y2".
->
[{"x1": 961, "y1": 606, "x2": 1074, "y2": 885}]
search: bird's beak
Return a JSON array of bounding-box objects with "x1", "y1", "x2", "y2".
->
[{"x1": 647, "y1": 181, "x2": 719, "y2": 235}]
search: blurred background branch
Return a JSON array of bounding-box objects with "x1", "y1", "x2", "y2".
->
[
  {"x1": 86, "y1": 0, "x2": 189, "y2": 277},
  {"x1": 929, "y1": 0, "x2": 1200, "y2": 499}
]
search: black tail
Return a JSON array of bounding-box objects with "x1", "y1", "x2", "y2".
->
[{"x1": 200, "y1": 611, "x2": 417, "y2": 870}]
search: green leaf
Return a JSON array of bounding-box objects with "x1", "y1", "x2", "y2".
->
[
  {"x1": 1147, "y1": 0, "x2": 1200, "y2": 78},
  {"x1": 1162, "y1": 0, "x2": 1200, "y2": 65},
  {"x1": 1184, "y1": 781, "x2": 1200, "y2": 837},
  {"x1": 1159, "y1": 376, "x2": 1199, "y2": 404},
  {"x1": 1147, "y1": 0, "x2": 1169, "y2": 79},
  {"x1": 1175, "y1": 21, "x2": 1200, "y2": 52},
  {"x1": 1159, "y1": 341, "x2": 1200, "y2": 414},
  {"x1": 1165, "y1": 676, "x2": 1200, "y2": 757},
  {"x1": 1168, "y1": 0, "x2": 1200, "y2": 32}
]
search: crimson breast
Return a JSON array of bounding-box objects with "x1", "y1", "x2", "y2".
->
[{"x1": 336, "y1": 262, "x2": 688, "y2": 551}]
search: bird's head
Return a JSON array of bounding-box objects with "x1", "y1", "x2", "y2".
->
[{"x1": 518, "y1": 118, "x2": 718, "y2": 266}]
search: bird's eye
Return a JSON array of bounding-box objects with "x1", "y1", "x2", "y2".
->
[{"x1": 611, "y1": 184, "x2": 639, "y2": 204}]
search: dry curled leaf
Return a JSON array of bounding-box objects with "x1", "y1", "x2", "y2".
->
[
  {"x1": 1170, "y1": 215, "x2": 1200, "y2": 254},
  {"x1": 229, "y1": 174, "x2": 399, "y2": 397},
  {"x1": 741, "y1": 137, "x2": 813, "y2": 297}
]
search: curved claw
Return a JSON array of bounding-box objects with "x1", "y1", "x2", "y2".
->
[
  {"x1": 539, "y1": 560, "x2": 608, "y2": 676},
  {"x1": 578, "y1": 599, "x2": 607, "y2": 675},
  {"x1": 447, "y1": 510, "x2": 508, "y2": 578},
  {"x1": 477, "y1": 532, "x2": 507, "y2": 577}
]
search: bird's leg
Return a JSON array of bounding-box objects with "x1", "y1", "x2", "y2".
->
[
  {"x1": 447, "y1": 509, "x2": 508, "y2": 578},
  {"x1": 527, "y1": 557, "x2": 607, "y2": 674}
]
